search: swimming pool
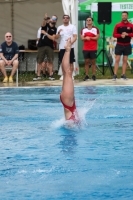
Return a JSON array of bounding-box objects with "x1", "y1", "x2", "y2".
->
[{"x1": 0, "y1": 86, "x2": 133, "y2": 200}]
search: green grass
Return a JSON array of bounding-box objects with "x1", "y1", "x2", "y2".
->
[
  {"x1": 76, "y1": 65, "x2": 133, "y2": 80},
  {"x1": 0, "y1": 65, "x2": 133, "y2": 82}
]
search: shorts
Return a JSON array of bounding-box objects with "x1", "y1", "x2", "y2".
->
[
  {"x1": 115, "y1": 44, "x2": 132, "y2": 56},
  {"x1": 83, "y1": 50, "x2": 97, "y2": 59},
  {"x1": 37, "y1": 46, "x2": 54, "y2": 63},
  {"x1": 59, "y1": 48, "x2": 75, "y2": 64}
]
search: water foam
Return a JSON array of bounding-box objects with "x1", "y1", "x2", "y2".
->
[{"x1": 52, "y1": 97, "x2": 98, "y2": 130}]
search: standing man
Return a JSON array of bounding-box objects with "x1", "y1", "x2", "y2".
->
[
  {"x1": 80, "y1": 17, "x2": 100, "y2": 81},
  {"x1": 36, "y1": 16, "x2": 50, "y2": 47},
  {"x1": 35, "y1": 16, "x2": 51, "y2": 78},
  {"x1": 55, "y1": 14, "x2": 77, "y2": 80},
  {"x1": 113, "y1": 11, "x2": 133, "y2": 80},
  {"x1": 33, "y1": 14, "x2": 57, "y2": 81},
  {"x1": 0, "y1": 32, "x2": 19, "y2": 83}
]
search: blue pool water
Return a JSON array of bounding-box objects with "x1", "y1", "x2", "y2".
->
[{"x1": 0, "y1": 86, "x2": 133, "y2": 200}]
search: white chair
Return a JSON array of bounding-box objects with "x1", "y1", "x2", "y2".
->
[{"x1": 5, "y1": 66, "x2": 18, "y2": 87}]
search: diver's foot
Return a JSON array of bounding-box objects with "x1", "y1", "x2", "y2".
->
[{"x1": 64, "y1": 38, "x2": 71, "y2": 52}]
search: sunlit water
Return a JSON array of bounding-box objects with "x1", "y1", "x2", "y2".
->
[{"x1": 0, "y1": 86, "x2": 133, "y2": 200}]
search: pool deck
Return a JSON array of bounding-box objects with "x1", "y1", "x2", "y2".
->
[{"x1": 0, "y1": 78, "x2": 133, "y2": 87}]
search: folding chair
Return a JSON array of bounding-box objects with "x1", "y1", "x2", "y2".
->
[{"x1": 5, "y1": 66, "x2": 18, "y2": 87}]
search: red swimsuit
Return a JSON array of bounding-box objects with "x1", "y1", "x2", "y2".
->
[{"x1": 60, "y1": 95, "x2": 77, "y2": 121}]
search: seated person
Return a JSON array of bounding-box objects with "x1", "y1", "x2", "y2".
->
[
  {"x1": 0, "y1": 32, "x2": 19, "y2": 83},
  {"x1": 60, "y1": 38, "x2": 80, "y2": 124}
]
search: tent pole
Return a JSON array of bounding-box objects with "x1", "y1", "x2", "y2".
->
[{"x1": 11, "y1": 0, "x2": 14, "y2": 38}]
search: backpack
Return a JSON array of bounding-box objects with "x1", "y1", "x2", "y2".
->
[{"x1": 28, "y1": 40, "x2": 37, "y2": 50}]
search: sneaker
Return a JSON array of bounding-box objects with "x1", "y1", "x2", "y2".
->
[
  {"x1": 92, "y1": 75, "x2": 96, "y2": 81},
  {"x1": 59, "y1": 75, "x2": 63, "y2": 80},
  {"x1": 121, "y1": 74, "x2": 128, "y2": 80},
  {"x1": 83, "y1": 75, "x2": 89, "y2": 81},
  {"x1": 3, "y1": 76, "x2": 8, "y2": 83},
  {"x1": 9, "y1": 76, "x2": 13, "y2": 83},
  {"x1": 33, "y1": 76, "x2": 41, "y2": 81},
  {"x1": 49, "y1": 75, "x2": 55, "y2": 80},
  {"x1": 112, "y1": 74, "x2": 117, "y2": 81},
  {"x1": 42, "y1": 74, "x2": 47, "y2": 78}
]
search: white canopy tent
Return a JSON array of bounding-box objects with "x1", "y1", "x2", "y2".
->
[
  {"x1": 0, "y1": 0, "x2": 63, "y2": 46},
  {"x1": 0, "y1": 0, "x2": 79, "y2": 73},
  {"x1": 60, "y1": 0, "x2": 79, "y2": 75}
]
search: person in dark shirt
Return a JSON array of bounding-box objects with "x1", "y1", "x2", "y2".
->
[
  {"x1": 33, "y1": 14, "x2": 57, "y2": 81},
  {"x1": 0, "y1": 32, "x2": 19, "y2": 83},
  {"x1": 36, "y1": 16, "x2": 50, "y2": 78},
  {"x1": 112, "y1": 11, "x2": 133, "y2": 80}
]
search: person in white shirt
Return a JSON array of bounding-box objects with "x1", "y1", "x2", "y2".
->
[{"x1": 56, "y1": 14, "x2": 77, "y2": 80}]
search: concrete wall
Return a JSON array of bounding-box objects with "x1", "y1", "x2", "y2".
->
[{"x1": 18, "y1": 52, "x2": 59, "y2": 72}]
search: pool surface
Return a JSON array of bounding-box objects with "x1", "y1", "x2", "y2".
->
[{"x1": 0, "y1": 86, "x2": 133, "y2": 200}]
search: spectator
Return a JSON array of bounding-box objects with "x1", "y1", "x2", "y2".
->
[
  {"x1": 36, "y1": 16, "x2": 50, "y2": 46},
  {"x1": 0, "y1": 32, "x2": 19, "y2": 83},
  {"x1": 80, "y1": 17, "x2": 100, "y2": 81},
  {"x1": 112, "y1": 11, "x2": 133, "y2": 80},
  {"x1": 36, "y1": 16, "x2": 51, "y2": 78},
  {"x1": 56, "y1": 14, "x2": 77, "y2": 80},
  {"x1": 33, "y1": 14, "x2": 57, "y2": 81}
]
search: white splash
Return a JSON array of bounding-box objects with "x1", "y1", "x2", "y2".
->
[
  {"x1": 51, "y1": 118, "x2": 65, "y2": 129},
  {"x1": 52, "y1": 98, "x2": 98, "y2": 130},
  {"x1": 18, "y1": 170, "x2": 27, "y2": 174},
  {"x1": 77, "y1": 98, "x2": 97, "y2": 126}
]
